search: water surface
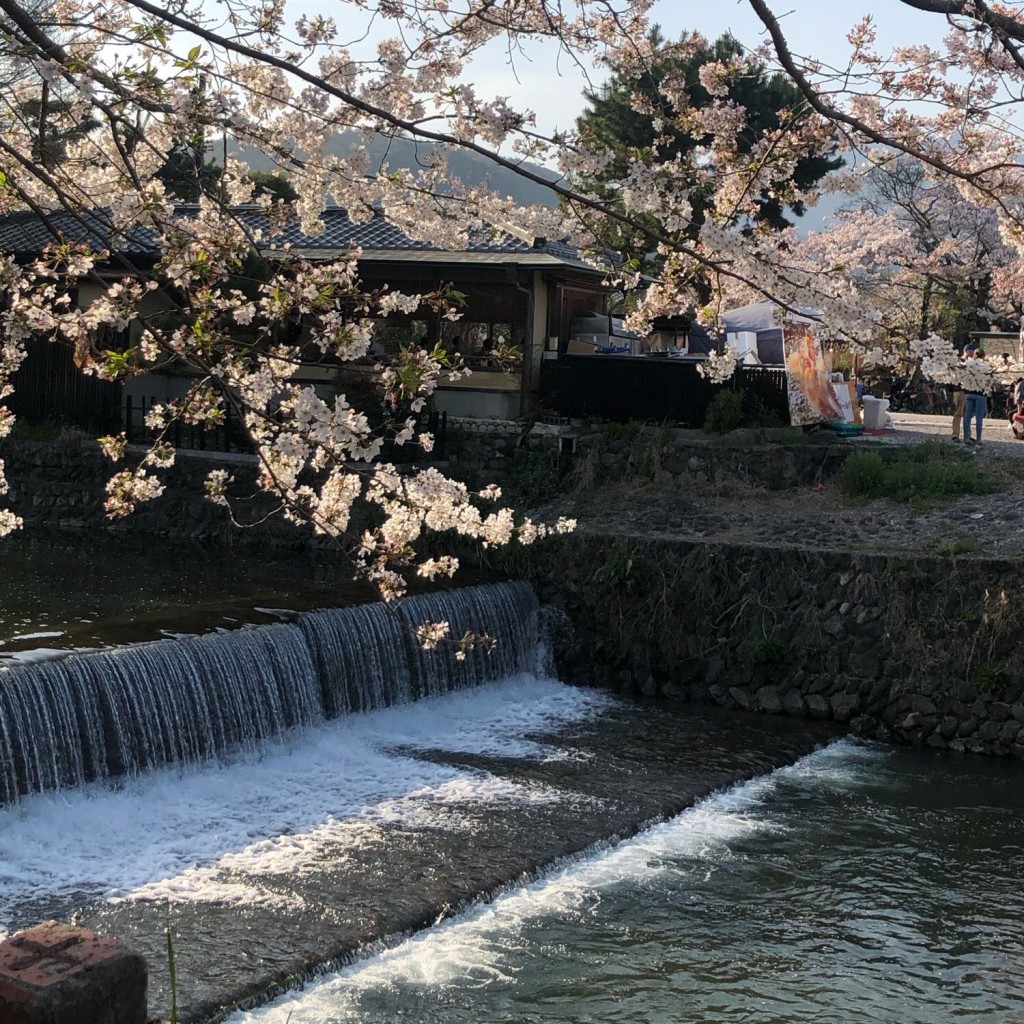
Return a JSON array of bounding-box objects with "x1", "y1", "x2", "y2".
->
[{"x1": 231, "y1": 742, "x2": 1024, "y2": 1024}]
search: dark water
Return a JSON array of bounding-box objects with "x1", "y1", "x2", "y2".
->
[
  {"x1": 230, "y1": 741, "x2": 1024, "y2": 1024},
  {"x1": 0, "y1": 531, "x2": 500, "y2": 661},
  {"x1": 0, "y1": 531, "x2": 371, "y2": 660}
]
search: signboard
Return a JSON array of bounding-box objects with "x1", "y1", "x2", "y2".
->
[
  {"x1": 832, "y1": 379, "x2": 855, "y2": 423},
  {"x1": 783, "y1": 323, "x2": 843, "y2": 426}
]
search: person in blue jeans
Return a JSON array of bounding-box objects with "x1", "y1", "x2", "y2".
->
[{"x1": 963, "y1": 349, "x2": 988, "y2": 444}]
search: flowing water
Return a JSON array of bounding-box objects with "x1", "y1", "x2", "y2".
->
[
  {"x1": 229, "y1": 741, "x2": 1024, "y2": 1024},
  {"x1": 1, "y1": 576, "x2": 1021, "y2": 1022},
  {"x1": 0, "y1": 531, "x2": 374, "y2": 661},
  {"x1": 0, "y1": 581, "x2": 538, "y2": 801}
]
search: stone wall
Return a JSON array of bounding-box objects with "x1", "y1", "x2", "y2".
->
[
  {"x1": 445, "y1": 421, "x2": 852, "y2": 493},
  {"x1": 509, "y1": 533, "x2": 1024, "y2": 758},
  {"x1": 0, "y1": 438, "x2": 317, "y2": 548}
]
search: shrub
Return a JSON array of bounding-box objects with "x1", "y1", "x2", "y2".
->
[
  {"x1": 703, "y1": 390, "x2": 745, "y2": 433},
  {"x1": 738, "y1": 629, "x2": 790, "y2": 666},
  {"x1": 746, "y1": 395, "x2": 786, "y2": 428},
  {"x1": 11, "y1": 419, "x2": 88, "y2": 442},
  {"x1": 837, "y1": 441, "x2": 1002, "y2": 505},
  {"x1": 975, "y1": 658, "x2": 1010, "y2": 696},
  {"x1": 506, "y1": 446, "x2": 562, "y2": 505}
]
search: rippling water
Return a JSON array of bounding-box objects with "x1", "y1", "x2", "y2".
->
[{"x1": 232, "y1": 742, "x2": 1024, "y2": 1024}]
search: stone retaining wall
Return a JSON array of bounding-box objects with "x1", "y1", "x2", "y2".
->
[
  {"x1": 0, "y1": 438, "x2": 314, "y2": 547},
  {"x1": 446, "y1": 422, "x2": 852, "y2": 493},
  {"x1": 511, "y1": 533, "x2": 1024, "y2": 758}
]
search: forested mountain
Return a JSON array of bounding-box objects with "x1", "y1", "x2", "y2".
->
[{"x1": 237, "y1": 131, "x2": 562, "y2": 207}]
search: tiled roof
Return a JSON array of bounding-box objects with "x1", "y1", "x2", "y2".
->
[
  {"x1": 0, "y1": 210, "x2": 159, "y2": 256},
  {"x1": 0, "y1": 205, "x2": 573, "y2": 260}
]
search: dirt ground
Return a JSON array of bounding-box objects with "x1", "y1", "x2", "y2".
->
[{"x1": 545, "y1": 412, "x2": 1024, "y2": 559}]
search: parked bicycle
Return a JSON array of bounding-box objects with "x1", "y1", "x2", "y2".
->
[{"x1": 885, "y1": 374, "x2": 952, "y2": 415}]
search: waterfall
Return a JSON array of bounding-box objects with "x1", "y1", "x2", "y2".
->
[
  {"x1": 396, "y1": 581, "x2": 539, "y2": 698},
  {"x1": 0, "y1": 581, "x2": 539, "y2": 803}
]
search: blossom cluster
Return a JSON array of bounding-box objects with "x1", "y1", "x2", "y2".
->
[{"x1": 2, "y1": 0, "x2": 1024, "y2": 598}]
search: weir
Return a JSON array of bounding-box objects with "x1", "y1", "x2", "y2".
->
[{"x1": 0, "y1": 580, "x2": 539, "y2": 804}]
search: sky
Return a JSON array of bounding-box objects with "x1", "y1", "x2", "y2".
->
[{"x1": 300, "y1": 0, "x2": 955, "y2": 138}]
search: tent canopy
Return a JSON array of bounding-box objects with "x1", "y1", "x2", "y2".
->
[
  {"x1": 721, "y1": 301, "x2": 822, "y2": 334},
  {"x1": 721, "y1": 301, "x2": 823, "y2": 366}
]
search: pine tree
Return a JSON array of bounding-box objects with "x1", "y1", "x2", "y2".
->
[{"x1": 574, "y1": 28, "x2": 842, "y2": 268}]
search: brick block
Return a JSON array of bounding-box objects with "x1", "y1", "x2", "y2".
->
[{"x1": 0, "y1": 922, "x2": 146, "y2": 1024}]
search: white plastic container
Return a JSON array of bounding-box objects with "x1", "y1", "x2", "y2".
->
[{"x1": 861, "y1": 395, "x2": 890, "y2": 429}]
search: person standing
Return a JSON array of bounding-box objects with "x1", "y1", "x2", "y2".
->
[
  {"x1": 950, "y1": 382, "x2": 965, "y2": 441},
  {"x1": 1011, "y1": 376, "x2": 1024, "y2": 439},
  {"x1": 963, "y1": 349, "x2": 988, "y2": 444}
]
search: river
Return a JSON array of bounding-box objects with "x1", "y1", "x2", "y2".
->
[{"x1": 226, "y1": 736, "x2": 1024, "y2": 1024}]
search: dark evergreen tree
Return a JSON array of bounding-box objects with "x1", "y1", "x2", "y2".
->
[
  {"x1": 155, "y1": 142, "x2": 222, "y2": 202},
  {"x1": 574, "y1": 28, "x2": 843, "y2": 266}
]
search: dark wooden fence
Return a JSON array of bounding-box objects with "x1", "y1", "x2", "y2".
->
[
  {"x1": 539, "y1": 355, "x2": 789, "y2": 427},
  {"x1": 5, "y1": 338, "x2": 122, "y2": 433}
]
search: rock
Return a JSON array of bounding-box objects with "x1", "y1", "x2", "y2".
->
[
  {"x1": 729, "y1": 686, "x2": 754, "y2": 710},
  {"x1": 1000, "y1": 720, "x2": 1021, "y2": 744},
  {"x1": 938, "y1": 716, "x2": 959, "y2": 739},
  {"x1": 756, "y1": 686, "x2": 783, "y2": 714},
  {"x1": 805, "y1": 694, "x2": 831, "y2": 720},
  {"x1": 849, "y1": 714, "x2": 875, "y2": 735},
  {"x1": 977, "y1": 719, "x2": 1003, "y2": 742},
  {"x1": 703, "y1": 657, "x2": 724, "y2": 686},
  {"x1": 900, "y1": 711, "x2": 923, "y2": 733},
  {"x1": 907, "y1": 694, "x2": 938, "y2": 716},
  {"x1": 822, "y1": 615, "x2": 844, "y2": 639},
  {"x1": 783, "y1": 691, "x2": 806, "y2": 717},
  {"x1": 848, "y1": 649, "x2": 882, "y2": 679},
  {"x1": 990, "y1": 702, "x2": 1011, "y2": 723},
  {"x1": 958, "y1": 716, "x2": 979, "y2": 738},
  {"x1": 0, "y1": 922, "x2": 147, "y2": 1024},
  {"x1": 831, "y1": 693, "x2": 860, "y2": 722}
]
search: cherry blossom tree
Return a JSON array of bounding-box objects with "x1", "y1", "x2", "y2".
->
[
  {"x1": 0, "y1": 0, "x2": 1023, "y2": 568},
  {"x1": 799, "y1": 158, "x2": 1012, "y2": 347}
]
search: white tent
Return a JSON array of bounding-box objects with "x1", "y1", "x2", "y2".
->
[{"x1": 721, "y1": 301, "x2": 822, "y2": 366}]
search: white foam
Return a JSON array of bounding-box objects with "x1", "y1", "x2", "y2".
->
[
  {"x1": 0, "y1": 676, "x2": 613, "y2": 934},
  {"x1": 227, "y1": 739, "x2": 876, "y2": 1023}
]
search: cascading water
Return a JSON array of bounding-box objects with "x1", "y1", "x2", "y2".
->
[
  {"x1": 0, "y1": 581, "x2": 538, "y2": 804},
  {"x1": 396, "y1": 581, "x2": 539, "y2": 697},
  {"x1": 299, "y1": 603, "x2": 413, "y2": 716}
]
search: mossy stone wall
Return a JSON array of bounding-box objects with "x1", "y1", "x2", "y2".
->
[{"x1": 511, "y1": 534, "x2": 1024, "y2": 757}]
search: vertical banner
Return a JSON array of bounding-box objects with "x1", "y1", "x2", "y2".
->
[{"x1": 783, "y1": 322, "x2": 843, "y2": 426}]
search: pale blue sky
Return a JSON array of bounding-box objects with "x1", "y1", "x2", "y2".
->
[{"x1": 461, "y1": 0, "x2": 951, "y2": 135}]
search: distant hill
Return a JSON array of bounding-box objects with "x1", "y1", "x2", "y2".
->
[{"x1": 236, "y1": 130, "x2": 563, "y2": 207}]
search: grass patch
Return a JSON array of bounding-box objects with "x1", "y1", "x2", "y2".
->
[
  {"x1": 936, "y1": 538, "x2": 979, "y2": 558},
  {"x1": 11, "y1": 418, "x2": 89, "y2": 442},
  {"x1": 837, "y1": 441, "x2": 1002, "y2": 506}
]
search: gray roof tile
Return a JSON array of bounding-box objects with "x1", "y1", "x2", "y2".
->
[{"x1": 0, "y1": 206, "x2": 561, "y2": 260}]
